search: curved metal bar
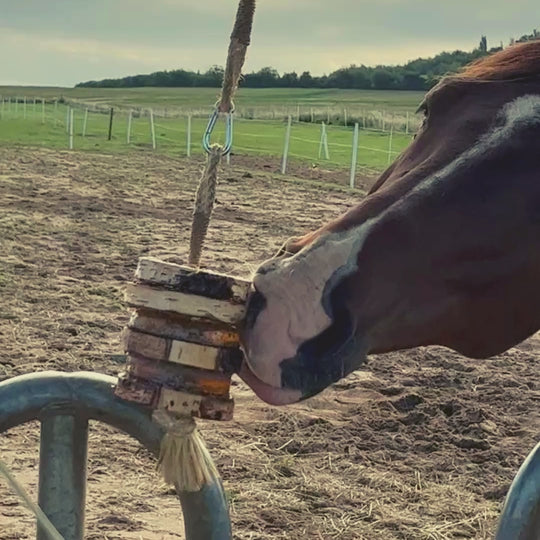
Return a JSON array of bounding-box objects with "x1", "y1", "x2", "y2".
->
[
  {"x1": 495, "y1": 442, "x2": 540, "y2": 540},
  {"x1": 0, "y1": 371, "x2": 232, "y2": 540}
]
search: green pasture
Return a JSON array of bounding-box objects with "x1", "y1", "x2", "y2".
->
[
  {"x1": 0, "y1": 101, "x2": 414, "y2": 173},
  {"x1": 0, "y1": 86, "x2": 425, "y2": 112}
]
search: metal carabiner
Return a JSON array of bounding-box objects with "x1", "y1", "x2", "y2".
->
[{"x1": 202, "y1": 106, "x2": 234, "y2": 156}]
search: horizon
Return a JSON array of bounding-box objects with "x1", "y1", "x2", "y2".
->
[{"x1": 2, "y1": 0, "x2": 539, "y2": 86}]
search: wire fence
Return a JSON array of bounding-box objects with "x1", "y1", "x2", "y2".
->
[
  {"x1": 49, "y1": 95, "x2": 422, "y2": 134},
  {"x1": 0, "y1": 95, "x2": 416, "y2": 187}
]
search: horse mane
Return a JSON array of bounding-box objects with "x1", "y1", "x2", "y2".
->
[{"x1": 457, "y1": 40, "x2": 540, "y2": 81}]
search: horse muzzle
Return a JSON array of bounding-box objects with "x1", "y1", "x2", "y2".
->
[{"x1": 239, "y1": 277, "x2": 359, "y2": 404}]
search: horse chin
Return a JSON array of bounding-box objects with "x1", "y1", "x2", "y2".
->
[{"x1": 238, "y1": 362, "x2": 303, "y2": 405}]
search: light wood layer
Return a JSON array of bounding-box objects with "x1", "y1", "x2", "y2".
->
[
  {"x1": 125, "y1": 283, "x2": 246, "y2": 325},
  {"x1": 135, "y1": 257, "x2": 251, "y2": 303}
]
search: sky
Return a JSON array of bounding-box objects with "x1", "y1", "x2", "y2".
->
[{"x1": 1, "y1": 0, "x2": 538, "y2": 87}]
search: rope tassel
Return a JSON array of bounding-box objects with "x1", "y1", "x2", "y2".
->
[{"x1": 154, "y1": 410, "x2": 220, "y2": 492}]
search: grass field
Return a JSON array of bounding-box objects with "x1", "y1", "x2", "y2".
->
[
  {"x1": 0, "y1": 86, "x2": 425, "y2": 112},
  {"x1": 0, "y1": 101, "x2": 415, "y2": 174}
]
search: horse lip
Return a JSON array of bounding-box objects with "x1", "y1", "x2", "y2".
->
[{"x1": 238, "y1": 361, "x2": 303, "y2": 405}]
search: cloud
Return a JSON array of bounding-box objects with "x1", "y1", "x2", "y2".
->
[{"x1": 1, "y1": 0, "x2": 538, "y2": 86}]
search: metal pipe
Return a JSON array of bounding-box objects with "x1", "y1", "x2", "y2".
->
[
  {"x1": 37, "y1": 413, "x2": 88, "y2": 540},
  {"x1": 0, "y1": 371, "x2": 232, "y2": 540},
  {"x1": 495, "y1": 442, "x2": 540, "y2": 540}
]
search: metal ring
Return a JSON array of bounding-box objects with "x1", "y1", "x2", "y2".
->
[{"x1": 203, "y1": 107, "x2": 234, "y2": 156}]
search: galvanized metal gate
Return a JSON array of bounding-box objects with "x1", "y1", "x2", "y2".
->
[{"x1": 0, "y1": 371, "x2": 232, "y2": 540}]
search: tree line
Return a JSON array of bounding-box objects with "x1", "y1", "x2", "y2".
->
[{"x1": 77, "y1": 31, "x2": 538, "y2": 91}]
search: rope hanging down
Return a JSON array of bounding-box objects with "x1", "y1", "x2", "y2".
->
[{"x1": 188, "y1": 0, "x2": 256, "y2": 267}]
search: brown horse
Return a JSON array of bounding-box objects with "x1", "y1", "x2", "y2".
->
[{"x1": 240, "y1": 41, "x2": 540, "y2": 405}]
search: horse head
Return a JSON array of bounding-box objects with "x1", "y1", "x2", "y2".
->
[{"x1": 240, "y1": 41, "x2": 540, "y2": 405}]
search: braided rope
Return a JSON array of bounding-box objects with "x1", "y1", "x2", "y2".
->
[
  {"x1": 219, "y1": 0, "x2": 256, "y2": 113},
  {"x1": 188, "y1": 0, "x2": 256, "y2": 267},
  {"x1": 188, "y1": 145, "x2": 221, "y2": 267}
]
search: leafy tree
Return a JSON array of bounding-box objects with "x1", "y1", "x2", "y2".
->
[
  {"x1": 243, "y1": 67, "x2": 280, "y2": 87},
  {"x1": 479, "y1": 36, "x2": 488, "y2": 53},
  {"x1": 372, "y1": 68, "x2": 398, "y2": 90},
  {"x1": 327, "y1": 66, "x2": 371, "y2": 89},
  {"x1": 76, "y1": 31, "x2": 540, "y2": 91},
  {"x1": 281, "y1": 72, "x2": 299, "y2": 87},
  {"x1": 298, "y1": 71, "x2": 313, "y2": 88},
  {"x1": 199, "y1": 66, "x2": 224, "y2": 87}
]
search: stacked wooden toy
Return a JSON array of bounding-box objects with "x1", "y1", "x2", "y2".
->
[{"x1": 115, "y1": 257, "x2": 251, "y2": 421}]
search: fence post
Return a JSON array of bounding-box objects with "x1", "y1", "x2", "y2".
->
[
  {"x1": 323, "y1": 124, "x2": 330, "y2": 160},
  {"x1": 0, "y1": 96, "x2": 4, "y2": 119},
  {"x1": 126, "y1": 110, "x2": 133, "y2": 144},
  {"x1": 69, "y1": 108, "x2": 74, "y2": 150},
  {"x1": 15, "y1": 96, "x2": 18, "y2": 116},
  {"x1": 107, "y1": 108, "x2": 114, "y2": 141},
  {"x1": 381, "y1": 110, "x2": 386, "y2": 132},
  {"x1": 33, "y1": 97, "x2": 36, "y2": 114},
  {"x1": 343, "y1": 108, "x2": 348, "y2": 127},
  {"x1": 350, "y1": 123, "x2": 359, "y2": 189},
  {"x1": 281, "y1": 115, "x2": 292, "y2": 175},
  {"x1": 41, "y1": 99, "x2": 45, "y2": 124},
  {"x1": 23, "y1": 96, "x2": 27, "y2": 119},
  {"x1": 149, "y1": 109, "x2": 156, "y2": 150},
  {"x1": 296, "y1": 104, "x2": 300, "y2": 122},
  {"x1": 387, "y1": 125, "x2": 394, "y2": 165},
  {"x1": 81, "y1": 109, "x2": 88, "y2": 137},
  {"x1": 310, "y1": 107, "x2": 314, "y2": 123},
  {"x1": 405, "y1": 111, "x2": 410, "y2": 134},
  {"x1": 318, "y1": 122, "x2": 330, "y2": 160},
  {"x1": 186, "y1": 114, "x2": 192, "y2": 157},
  {"x1": 66, "y1": 107, "x2": 70, "y2": 133}
]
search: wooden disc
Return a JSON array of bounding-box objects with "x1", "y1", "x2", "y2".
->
[
  {"x1": 125, "y1": 283, "x2": 246, "y2": 325},
  {"x1": 128, "y1": 309, "x2": 240, "y2": 348},
  {"x1": 158, "y1": 387, "x2": 234, "y2": 421},
  {"x1": 114, "y1": 372, "x2": 235, "y2": 421},
  {"x1": 127, "y1": 354, "x2": 232, "y2": 397},
  {"x1": 123, "y1": 328, "x2": 243, "y2": 373},
  {"x1": 135, "y1": 257, "x2": 251, "y2": 304}
]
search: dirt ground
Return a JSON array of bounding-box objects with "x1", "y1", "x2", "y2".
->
[{"x1": 0, "y1": 146, "x2": 538, "y2": 540}]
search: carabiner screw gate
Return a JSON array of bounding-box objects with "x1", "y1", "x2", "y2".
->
[{"x1": 203, "y1": 107, "x2": 234, "y2": 156}]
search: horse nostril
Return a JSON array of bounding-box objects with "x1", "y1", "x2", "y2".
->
[{"x1": 244, "y1": 289, "x2": 267, "y2": 330}]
